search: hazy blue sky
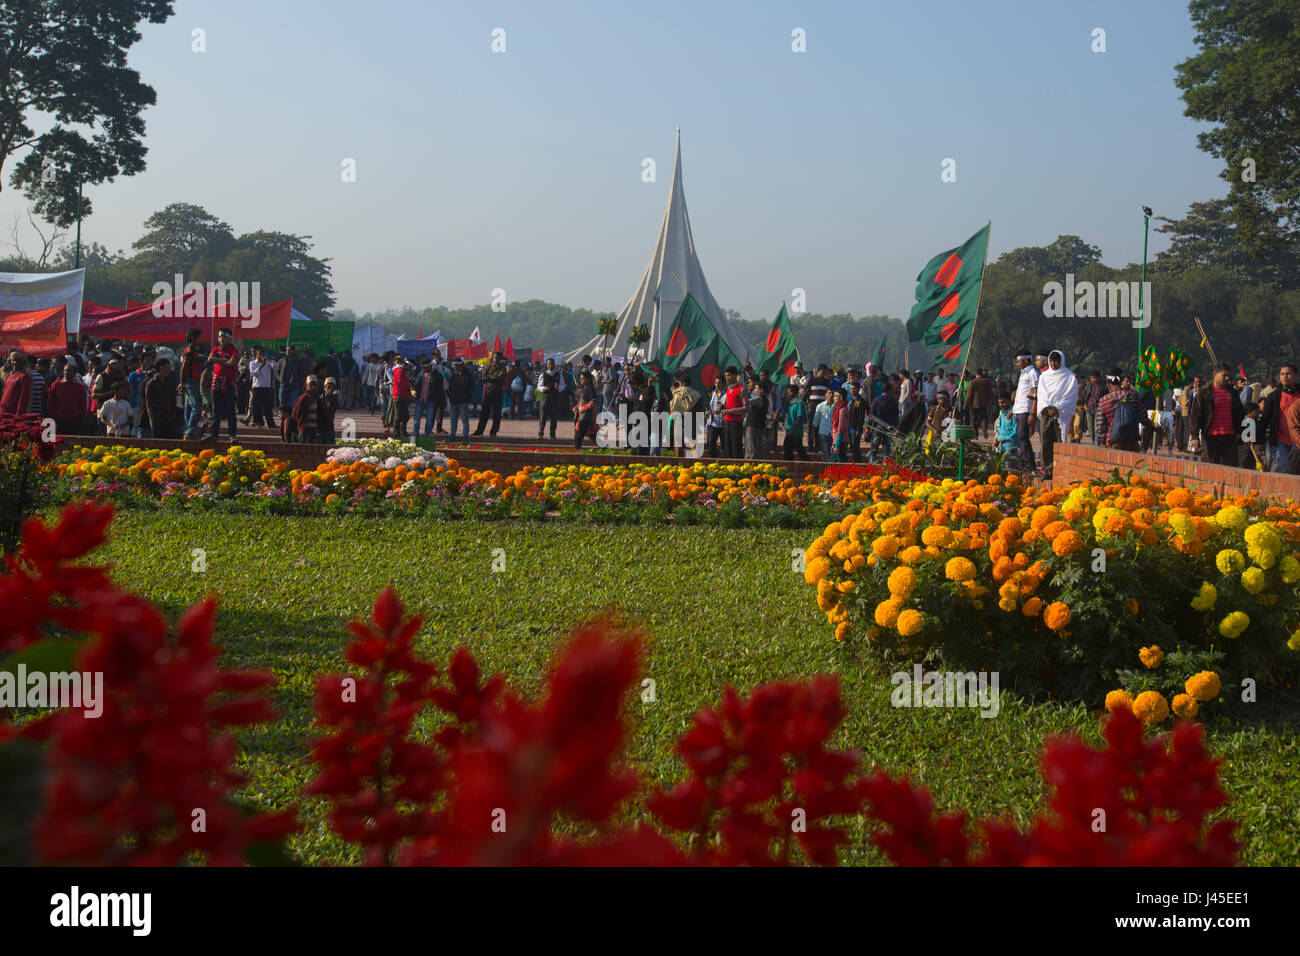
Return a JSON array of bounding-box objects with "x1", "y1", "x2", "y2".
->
[{"x1": 4, "y1": 0, "x2": 1224, "y2": 322}]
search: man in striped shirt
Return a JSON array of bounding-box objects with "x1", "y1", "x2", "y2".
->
[{"x1": 805, "y1": 364, "x2": 830, "y2": 450}]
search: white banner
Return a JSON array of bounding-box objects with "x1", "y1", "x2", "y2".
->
[
  {"x1": 351, "y1": 322, "x2": 385, "y2": 357},
  {"x1": 0, "y1": 268, "x2": 85, "y2": 333}
]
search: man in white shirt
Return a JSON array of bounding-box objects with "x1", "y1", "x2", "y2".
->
[
  {"x1": 1012, "y1": 349, "x2": 1040, "y2": 471},
  {"x1": 923, "y1": 374, "x2": 938, "y2": 404},
  {"x1": 247, "y1": 347, "x2": 277, "y2": 427}
]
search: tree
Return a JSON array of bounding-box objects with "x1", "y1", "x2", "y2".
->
[
  {"x1": 998, "y1": 235, "x2": 1102, "y2": 276},
  {"x1": 1154, "y1": 198, "x2": 1298, "y2": 288},
  {"x1": 4, "y1": 208, "x2": 64, "y2": 268},
  {"x1": 1174, "y1": 0, "x2": 1300, "y2": 253},
  {"x1": 132, "y1": 202, "x2": 236, "y2": 275},
  {"x1": 206, "y1": 231, "x2": 335, "y2": 318},
  {"x1": 1, "y1": 1, "x2": 175, "y2": 226}
]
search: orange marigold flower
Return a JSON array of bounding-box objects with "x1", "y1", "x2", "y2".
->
[
  {"x1": 1105, "y1": 689, "x2": 1135, "y2": 714},
  {"x1": 1043, "y1": 601, "x2": 1071, "y2": 631},
  {"x1": 1138, "y1": 644, "x2": 1163, "y2": 669},
  {"x1": 1021, "y1": 596, "x2": 1043, "y2": 617},
  {"x1": 1132, "y1": 690, "x2": 1170, "y2": 726},
  {"x1": 1052, "y1": 530, "x2": 1084, "y2": 557},
  {"x1": 1171, "y1": 693, "x2": 1199, "y2": 719}
]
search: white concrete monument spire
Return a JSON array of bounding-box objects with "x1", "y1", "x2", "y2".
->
[{"x1": 571, "y1": 131, "x2": 752, "y2": 365}]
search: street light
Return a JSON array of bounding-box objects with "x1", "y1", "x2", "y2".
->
[{"x1": 1137, "y1": 206, "x2": 1152, "y2": 364}]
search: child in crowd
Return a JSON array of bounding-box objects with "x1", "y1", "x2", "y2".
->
[
  {"x1": 1241, "y1": 402, "x2": 1265, "y2": 470},
  {"x1": 97, "y1": 382, "x2": 134, "y2": 438},
  {"x1": 995, "y1": 391, "x2": 1017, "y2": 456}
]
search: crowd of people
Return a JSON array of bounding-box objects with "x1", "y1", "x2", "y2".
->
[
  {"x1": 985, "y1": 348, "x2": 1299, "y2": 477},
  {"x1": 2, "y1": 332, "x2": 1296, "y2": 477},
  {"x1": 0, "y1": 329, "x2": 366, "y2": 444}
]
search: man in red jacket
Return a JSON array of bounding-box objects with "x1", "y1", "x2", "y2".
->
[
  {"x1": 722, "y1": 366, "x2": 745, "y2": 459},
  {"x1": 0, "y1": 352, "x2": 32, "y2": 414}
]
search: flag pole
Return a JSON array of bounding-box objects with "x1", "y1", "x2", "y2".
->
[
  {"x1": 1192, "y1": 315, "x2": 1218, "y2": 366},
  {"x1": 954, "y1": 221, "x2": 992, "y2": 412}
]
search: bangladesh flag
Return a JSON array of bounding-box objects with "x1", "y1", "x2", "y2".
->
[
  {"x1": 687, "y1": 334, "x2": 743, "y2": 389},
  {"x1": 871, "y1": 338, "x2": 887, "y2": 369},
  {"x1": 906, "y1": 224, "x2": 990, "y2": 367},
  {"x1": 657, "y1": 292, "x2": 716, "y2": 372},
  {"x1": 757, "y1": 304, "x2": 800, "y2": 383}
]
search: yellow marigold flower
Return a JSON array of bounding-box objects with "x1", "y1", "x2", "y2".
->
[
  {"x1": 945, "y1": 557, "x2": 976, "y2": 582},
  {"x1": 871, "y1": 535, "x2": 900, "y2": 559},
  {"x1": 850, "y1": 554, "x2": 867, "y2": 571},
  {"x1": 1190, "y1": 582, "x2": 1217, "y2": 612},
  {"x1": 1138, "y1": 645, "x2": 1163, "y2": 669},
  {"x1": 921, "y1": 525, "x2": 955, "y2": 548},
  {"x1": 1185, "y1": 671, "x2": 1220, "y2": 702},
  {"x1": 1105, "y1": 689, "x2": 1135, "y2": 714},
  {"x1": 1132, "y1": 690, "x2": 1170, "y2": 726},
  {"x1": 1215, "y1": 549, "x2": 1245, "y2": 575},
  {"x1": 1171, "y1": 693, "x2": 1198, "y2": 719},
  {"x1": 804, "y1": 556, "x2": 831, "y2": 584},
  {"x1": 898, "y1": 546, "x2": 925, "y2": 566},
  {"x1": 1218, "y1": 611, "x2": 1250, "y2": 639},
  {"x1": 896, "y1": 609, "x2": 923, "y2": 637},
  {"x1": 1043, "y1": 601, "x2": 1071, "y2": 631},
  {"x1": 1243, "y1": 523, "x2": 1282, "y2": 568},
  {"x1": 1240, "y1": 566, "x2": 1266, "y2": 595},
  {"x1": 1167, "y1": 513, "x2": 1195, "y2": 543},
  {"x1": 834, "y1": 621, "x2": 850, "y2": 643},
  {"x1": 874, "y1": 599, "x2": 903, "y2": 629},
  {"x1": 837, "y1": 579, "x2": 856, "y2": 593},
  {"x1": 997, "y1": 596, "x2": 1017, "y2": 613},
  {"x1": 1215, "y1": 505, "x2": 1248, "y2": 532},
  {"x1": 1288, "y1": 629, "x2": 1300, "y2": 652},
  {"x1": 1021, "y1": 596, "x2": 1043, "y2": 617},
  {"x1": 866, "y1": 626, "x2": 882, "y2": 640},
  {"x1": 888, "y1": 566, "x2": 917, "y2": 597},
  {"x1": 1280, "y1": 555, "x2": 1300, "y2": 584}
]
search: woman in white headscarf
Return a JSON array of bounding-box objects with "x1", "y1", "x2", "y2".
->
[{"x1": 1036, "y1": 349, "x2": 1078, "y2": 479}]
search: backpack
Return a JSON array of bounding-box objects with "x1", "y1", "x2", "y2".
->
[{"x1": 1109, "y1": 393, "x2": 1140, "y2": 442}]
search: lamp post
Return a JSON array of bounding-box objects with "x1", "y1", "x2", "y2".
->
[
  {"x1": 1137, "y1": 205, "x2": 1152, "y2": 363},
  {"x1": 73, "y1": 179, "x2": 83, "y2": 268}
]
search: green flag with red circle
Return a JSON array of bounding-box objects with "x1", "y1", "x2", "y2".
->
[
  {"x1": 906, "y1": 224, "x2": 990, "y2": 367},
  {"x1": 656, "y1": 292, "x2": 716, "y2": 373},
  {"x1": 757, "y1": 303, "x2": 800, "y2": 384}
]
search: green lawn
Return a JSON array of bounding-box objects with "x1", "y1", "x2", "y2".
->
[{"x1": 88, "y1": 511, "x2": 1300, "y2": 865}]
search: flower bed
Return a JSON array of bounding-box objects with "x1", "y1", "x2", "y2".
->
[
  {"x1": 0, "y1": 503, "x2": 1240, "y2": 866},
  {"x1": 804, "y1": 474, "x2": 1300, "y2": 705},
  {"x1": 50, "y1": 444, "x2": 917, "y2": 527}
]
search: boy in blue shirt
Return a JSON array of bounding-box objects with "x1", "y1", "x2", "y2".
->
[{"x1": 994, "y1": 391, "x2": 1017, "y2": 455}]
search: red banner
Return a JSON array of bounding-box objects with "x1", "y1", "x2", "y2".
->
[
  {"x1": 0, "y1": 306, "x2": 67, "y2": 358},
  {"x1": 469, "y1": 341, "x2": 490, "y2": 360},
  {"x1": 82, "y1": 300, "x2": 123, "y2": 315},
  {"x1": 531, "y1": 349, "x2": 545, "y2": 364},
  {"x1": 80, "y1": 294, "x2": 292, "y2": 342}
]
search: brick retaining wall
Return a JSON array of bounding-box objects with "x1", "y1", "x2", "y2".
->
[{"x1": 1046, "y1": 442, "x2": 1300, "y2": 501}]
